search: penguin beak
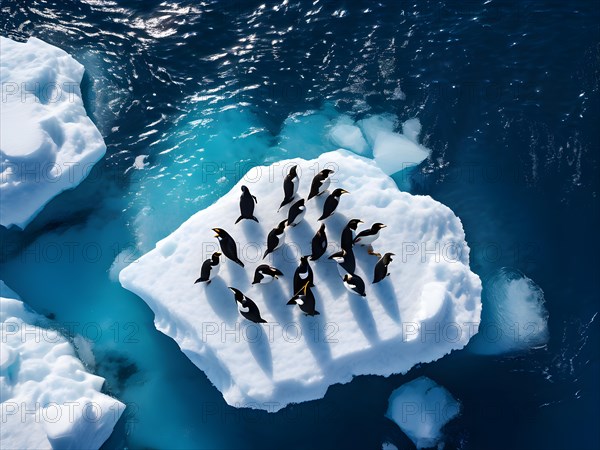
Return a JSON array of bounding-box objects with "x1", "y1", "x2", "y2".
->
[
  {"x1": 215, "y1": 252, "x2": 222, "y2": 256},
  {"x1": 212, "y1": 228, "x2": 220, "y2": 238},
  {"x1": 341, "y1": 189, "x2": 349, "y2": 194},
  {"x1": 228, "y1": 287, "x2": 235, "y2": 293},
  {"x1": 381, "y1": 224, "x2": 387, "y2": 228}
]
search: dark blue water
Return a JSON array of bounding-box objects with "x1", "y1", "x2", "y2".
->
[{"x1": 1, "y1": 1, "x2": 598, "y2": 449}]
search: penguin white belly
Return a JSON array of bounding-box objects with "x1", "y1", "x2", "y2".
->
[
  {"x1": 291, "y1": 177, "x2": 299, "y2": 196},
  {"x1": 274, "y1": 233, "x2": 285, "y2": 250},
  {"x1": 343, "y1": 281, "x2": 357, "y2": 295},
  {"x1": 319, "y1": 177, "x2": 331, "y2": 194},
  {"x1": 298, "y1": 270, "x2": 309, "y2": 279},
  {"x1": 358, "y1": 231, "x2": 379, "y2": 246},
  {"x1": 290, "y1": 208, "x2": 306, "y2": 226},
  {"x1": 259, "y1": 274, "x2": 275, "y2": 284}
]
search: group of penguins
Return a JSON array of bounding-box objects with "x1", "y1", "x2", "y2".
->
[{"x1": 195, "y1": 165, "x2": 395, "y2": 324}]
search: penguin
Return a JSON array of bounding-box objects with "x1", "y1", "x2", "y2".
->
[
  {"x1": 318, "y1": 188, "x2": 349, "y2": 221},
  {"x1": 252, "y1": 264, "x2": 284, "y2": 285},
  {"x1": 213, "y1": 228, "x2": 245, "y2": 267},
  {"x1": 373, "y1": 252, "x2": 395, "y2": 284},
  {"x1": 328, "y1": 248, "x2": 356, "y2": 276},
  {"x1": 307, "y1": 169, "x2": 334, "y2": 200},
  {"x1": 194, "y1": 251, "x2": 222, "y2": 285},
  {"x1": 287, "y1": 282, "x2": 320, "y2": 316},
  {"x1": 228, "y1": 287, "x2": 267, "y2": 323},
  {"x1": 310, "y1": 223, "x2": 328, "y2": 261},
  {"x1": 354, "y1": 223, "x2": 387, "y2": 247},
  {"x1": 263, "y1": 220, "x2": 287, "y2": 259},
  {"x1": 235, "y1": 185, "x2": 258, "y2": 224},
  {"x1": 343, "y1": 273, "x2": 367, "y2": 297},
  {"x1": 293, "y1": 256, "x2": 314, "y2": 292},
  {"x1": 278, "y1": 165, "x2": 299, "y2": 211},
  {"x1": 286, "y1": 198, "x2": 306, "y2": 227},
  {"x1": 340, "y1": 219, "x2": 363, "y2": 252}
]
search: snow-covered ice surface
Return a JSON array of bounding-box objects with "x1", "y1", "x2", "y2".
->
[
  {"x1": 0, "y1": 36, "x2": 106, "y2": 229},
  {"x1": 120, "y1": 150, "x2": 481, "y2": 411},
  {"x1": 386, "y1": 376, "x2": 461, "y2": 449},
  {"x1": 0, "y1": 281, "x2": 125, "y2": 449},
  {"x1": 468, "y1": 267, "x2": 548, "y2": 355}
]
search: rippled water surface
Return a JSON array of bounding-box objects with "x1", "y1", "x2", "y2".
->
[{"x1": 1, "y1": 1, "x2": 598, "y2": 449}]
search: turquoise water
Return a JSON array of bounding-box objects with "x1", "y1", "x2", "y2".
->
[{"x1": 1, "y1": 1, "x2": 598, "y2": 449}]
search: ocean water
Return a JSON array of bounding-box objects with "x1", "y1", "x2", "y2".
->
[{"x1": 1, "y1": 1, "x2": 598, "y2": 449}]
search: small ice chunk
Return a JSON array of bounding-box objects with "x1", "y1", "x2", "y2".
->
[
  {"x1": 386, "y1": 376, "x2": 461, "y2": 449},
  {"x1": 328, "y1": 116, "x2": 369, "y2": 154}
]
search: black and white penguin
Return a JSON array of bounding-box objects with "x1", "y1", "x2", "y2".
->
[
  {"x1": 228, "y1": 287, "x2": 267, "y2": 323},
  {"x1": 373, "y1": 252, "x2": 395, "y2": 284},
  {"x1": 263, "y1": 220, "x2": 287, "y2": 259},
  {"x1": 341, "y1": 219, "x2": 363, "y2": 252},
  {"x1": 252, "y1": 264, "x2": 284, "y2": 285},
  {"x1": 235, "y1": 185, "x2": 258, "y2": 224},
  {"x1": 293, "y1": 256, "x2": 314, "y2": 292},
  {"x1": 307, "y1": 169, "x2": 334, "y2": 200},
  {"x1": 287, "y1": 282, "x2": 320, "y2": 316},
  {"x1": 286, "y1": 198, "x2": 306, "y2": 227},
  {"x1": 328, "y1": 248, "x2": 356, "y2": 276},
  {"x1": 194, "y1": 251, "x2": 222, "y2": 285},
  {"x1": 354, "y1": 223, "x2": 387, "y2": 247},
  {"x1": 278, "y1": 165, "x2": 299, "y2": 211},
  {"x1": 343, "y1": 273, "x2": 367, "y2": 297},
  {"x1": 310, "y1": 223, "x2": 328, "y2": 261},
  {"x1": 318, "y1": 188, "x2": 349, "y2": 221},
  {"x1": 213, "y1": 228, "x2": 245, "y2": 267}
]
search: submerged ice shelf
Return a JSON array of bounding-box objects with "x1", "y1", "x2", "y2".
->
[
  {"x1": 0, "y1": 36, "x2": 106, "y2": 229},
  {"x1": 120, "y1": 150, "x2": 482, "y2": 411},
  {"x1": 0, "y1": 282, "x2": 125, "y2": 449}
]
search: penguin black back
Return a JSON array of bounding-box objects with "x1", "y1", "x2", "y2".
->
[
  {"x1": 263, "y1": 220, "x2": 287, "y2": 259},
  {"x1": 228, "y1": 287, "x2": 267, "y2": 323},
  {"x1": 278, "y1": 165, "x2": 299, "y2": 210},
  {"x1": 341, "y1": 219, "x2": 363, "y2": 252},
  {"x1": 318, "y1": 188, "x2": 349, "y2": 221},
  {"x1": 213, "y1": 228, "x2": 245, "y2": 267},
  {"x1": 373, "y1": 252, "x2": 394, "y2": 284},
  {"x1": 307, "y1": 169, "x2": 334, "y2": 200},
  {"x1": 293, "y1": 256, "x2": 314, "y2": 292},
  {"x1": 236, "y1": 185, "x2": 258, "y2": 224},
  {"x1": 287, "y1": 282, "x2": 320, "y2": 316},
  {"x1": 310, "y1": 223, "x2": 328, "y2": 261}
]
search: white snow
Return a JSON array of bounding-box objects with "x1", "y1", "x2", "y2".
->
[
  {"x1": 120, "y1": 150, "x2": 481, "y2": 411},
  {"x1": 0, "y1": 36, "x2": 106, "y2": 229},
  {"x1": 386, "y1": 376, "x2": 461, "y2": 449},
  {"x1": 0, "y1": 281, "x2": 125, "y2": 449},
  {"x1": 328, "y1": 114, "x2": 430, "y2": 175},
  {"x1": 468, "y1": 267, "x2": 548, "y2": 355}
]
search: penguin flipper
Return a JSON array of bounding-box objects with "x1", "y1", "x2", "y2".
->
[
  {"x1": 263, "y1": 249, "x2": 270, "y2": 259},
  {"x1": 286, "y1": 299, "x2": 297, "y2": 305},
  {"x1": 235, "y1": 258, "x2": 245, "y2": 268},
  {"x1": 251, "y1": 216, "x2": 259, "y2": 223},
  {"x1": 252, "y1": 195, "x2": 258, "y2": 203},
  {"x1": 194, "y1": 277, "x2": 206, "y2": 284},
  {"x1": 235, "y1": 215, "x2": 244, "y2": 224},
  {"x1": 314, "y1": 310, "x2": 320, "y2": 315}
]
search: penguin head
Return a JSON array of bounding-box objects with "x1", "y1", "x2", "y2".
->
[
  {"x1": 328, "y1": 249, "x2": 346, "y2": 262},
  {"x1": 383, "y1": 252, "x2": 395, "y2": 263},
  {"x1": 318, "y1": 223, "x2": 326, "y2": 232},
  {"x1": 321, "y1": 168, "x2": 334, "y2": 177},
  {"x1": 276, "y1": 220, "x2": 287, "y2": 231},
  {"x1": 212, "y1": 228, "x2": 223, "y2": 238},
  {"x1": 300, "y1": 255, "x2": 309, "y2": 264},
  {"x1": 332, "y1": 188, "x2": 349, "y2": 197},
  {"x1": 228, "y1": 287, "x2": 244, "y2": 301},
  {"x1": 296, "y1": 198, "x2": 305, "y2": 206},
  {"x1": 241, "y1": 185, "x2": 249, "y2": 193},
  {"x1": 212, "y1": 251, "x2": 222, "y2": 261},
  {"x1": 372, "y1": 223, "x2": 387, "y2": 231},
  {"x1": 347, "y1": 219, "x2": 363, "y2": 230},
  {"x1": 289, "y1": 165, "x2": 298, "y2": 177},
  {"x1": 342, "y1": 274, "x2": 351, "y2": 283}
]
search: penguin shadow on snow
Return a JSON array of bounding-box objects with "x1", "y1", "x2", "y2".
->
[
  {"x1": 347, "y1": 291, "x2": 381, "y2": 345},
  {"x1": 254, "y1": 280, "x2": 292, "y2": 324},
  {"x1": 226, "y1": 260, "x2": 249, "y2": 285},
  {"x1": 372, "y1": 278, "x2": 401, "y2": 323},
  {"x1": 237, "y1": 219, "x2": 265, "y2": 253},
  {"x1": 298, "y1": 303, "x2": 333, "y2": 366},
  {"x1": 203, "y1": 277, "x2": 238, "y2": 324},
  {"x1": 247, "y1": 323, "x2": 273, "y2": 378}
]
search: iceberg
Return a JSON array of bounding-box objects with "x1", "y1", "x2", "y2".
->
[
  {"x1": 0, "y1": 36, "x2": 106, "y2": 229},
  {"x1": 0, "y1": 281, "x2": 125, "y2": 449},
  {"x1": 120, "y1": 150, "x2": 481, "y2": 411},
  {"x1": 386, "y1": 376, "x2": 461, "y2": 449},
  {"x1": 468, "y1": 267, "x2": 548, "y2": 355}
]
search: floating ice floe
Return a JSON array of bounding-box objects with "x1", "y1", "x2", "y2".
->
[
  {"x1": 386, "y1": 376, "x2": 461, "y2": 449},
  {"x1": 0, "y1": 36, "x2": 106, "y2": 229},
  {"x1": 120, "y1": 150, "x2": 481, "y2": 411},
  {"x1": 0, "y1": 281, "x2": 125, "y2": 449},
  {"x1": 468, "y1": 267, "x2": 548, "y2": 355}
]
